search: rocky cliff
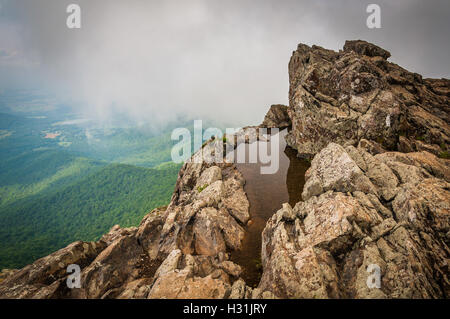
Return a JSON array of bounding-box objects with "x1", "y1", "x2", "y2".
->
[
  {"x1": 286, "y1": 40, "x2": 449, "y2": 158},
  {"x1": 0, "y1": 40, "x2": 448, "y2": 299}
]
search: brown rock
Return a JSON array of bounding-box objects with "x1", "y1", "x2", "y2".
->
[
  {"x1": 261, "y1": 104, "x2": 291, "y2": 129},
  {"x1": 259, "y1": 143, "x2": 450, "y2": 298},
  {"x1": 286, "y1": 41, "x2": 449, "y2": 158},
  {"x1": 343, "y1": 40, "x2": 391, "y2": 59},
  {"x1": 0, "y1": 241, "x2": 105, "y2": 299}
]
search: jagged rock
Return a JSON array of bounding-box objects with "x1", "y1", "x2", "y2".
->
[
  {"x1": 261, "y1": 104, "x2": 291, "y2": 129},
  {"x1": 359, "y1": 149, "x2": 400, "y2": 201},
  {"x1": 229, "y1": 278, "x2": 247, "y2": 299},
  {"x1": 218, "y1": 261, "x2": 242, "y2": 277},
  {"x1": 193, "y1": 207, "x2": 244, "y2": 256},
  {"x1": 343, "y1": 40, "x2": 391, "y2": 59},
  {"x1": 195, "y1": 166, "x2": 222, "y2": 189},
  {"x1": 153, "y1": 249, "x2": 182, "y2": 279},
  {"x1": 148, "y1": 270, "x2": 231, "y2": 299},
  {"x1": 392, "y1": 178, "x2": 450, "y2": 233},
  {"x1": 147, "y1": 253, "x2": 235, "y2": 299},
  {"x1": 222, "y1": 174, "x2": 250, "y2": 224},
  {"x1": 375, "y1": 151, "x2": 450, "y2": 182},
  {"x1": 259, "y1": 142, "x2": 450, "y2": 298},
  {"x1": 116, "y1": 278, "x2": 153, "y2": 299},
  {"x1": 70, "y1": 234, "x2": 152, "y2": 299},
  {"x1": 358, "y1": 138, "x2": 387, "y2": 155},
  {"x1": 157, "y1": 155, "x2": 249, "y2": 260},
  {"x1": 302, "y1": 143, "x2": 378, "y2": 200},
  {"x1": 0, "y1": 269, "x2": 17, "y2": 284},
  {"x1": 196, "y1": 180, "x2": 225, "y2": 207},
  {"x1": 100, "y1": 224, "x2": 137, "y2": 246},
  {"x1": 0, "y1": 241, "x2": 106, "y2": 298},
  {"x1": 251, "y1": 288, "x2": 278, "y2": 299},
  {"x1": 136, "y1": 207, "x2": 166, "y2": 260},
  {"x1": 286, "y1": 41, "x2": 449, "y2": 158}
]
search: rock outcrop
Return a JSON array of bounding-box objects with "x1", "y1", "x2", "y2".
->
[
  {"x1": 259, "y1": 143, "x2": 449, "y2": 298},
  {"x1": 257, "y1": 40, "x2": 449, "y2": 299},
  {"x1": 261, "y1": 104, "x2": 291, "y2": 129},
  {"x1": 0, "y1": 241, "x2": 106, "y2": 298},
  {"x1": 0, "y1": 40, "x2": 448, "y2": 299},
  {"x1": 286, "y1": 40, "x2": 449, "y2": 159}
]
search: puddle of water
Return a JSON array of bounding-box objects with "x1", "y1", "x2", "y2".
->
[{"x1": 230, "y1": 130, "x2": 310, "y2": 287}]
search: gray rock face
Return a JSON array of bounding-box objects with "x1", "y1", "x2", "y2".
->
[
  {"x1": 286, "y1": 40, "x2": 449, "y2": 159},
  {"x1": 261, "y1": 104, "x2": 291, "y2": 129},
  {"x1": 343, "y1": 40, "x2": 391, "y2": 59},
  {"x1": 0, "y1": 241, "x2": 106, "y2": 298},
  {"x1": 259, "y1": 143, "x2": 450, "y2": 298},
  {"x1": 301, "y1": 143, "x2": 378, "y2": 200}
]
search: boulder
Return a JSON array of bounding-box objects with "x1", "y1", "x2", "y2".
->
[
  {"x1": 259, "y1": 142, "x2": 450, "y2": 298},
  {"x1": 0, "y1": 241, "x2": 106, "y2": 298},
  {"x1": 286, "y1": 41, "x2": 449, "y2": 158},
  {"x1": 261, "y1": 104, "x2": 291, "y2": 129},
  {"x1": 343, "y1": 40, "x2": 391, "y2": 59}
]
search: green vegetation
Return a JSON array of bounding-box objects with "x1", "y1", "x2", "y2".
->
[
  {"x1": 197, "y1": 184, "x2": 208, "y2": 193},
  {"x1": 415, "y1": 134, "x2": 425, "y2": 141},
  {"x1": 0, "y1": 162, "x2": 181, "y2": 269},
  {"x1": 64, "y1": 127, "x2": 176, "y2": 167},
  {"x1": 439, "y1": 151, "x2": 450, "y2": 159},
  {"x1": 0, "y1": 149, "x2": 106, "y2": 208},
  {"x1": 0, "y1": 110, "x2": 184, "y2": 269},
  {"x1": 0, "y1": 98, "x2": 232, "y2": 270}
]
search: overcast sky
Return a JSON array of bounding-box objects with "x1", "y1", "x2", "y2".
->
[{"x1": 0, "y1": 0, "x2": 449, "y2": 126}]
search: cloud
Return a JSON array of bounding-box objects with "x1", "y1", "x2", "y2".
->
[
  {"x1": 0, "y1": 0, "x2": 449, "y2": 126},
  {"x1": 0, "y1": 49, "x2": 15, "y2": 58}
]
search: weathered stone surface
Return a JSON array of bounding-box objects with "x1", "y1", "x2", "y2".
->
[
  {"x1": 70, "y1": 234, "x2": 152, "y2": 299},
  {"x1": 196, "y1": 180, "x2": 225, "y2": 207},
  {"x1": 286, "y1": 41, "x2": 449, "y2": 158},
  {"x1": 116, "y1": 278, "x2": 153, "y2": 299},
  {"x1": 0, "y1": 269, "x2": 17, "y2": 284},
  {"x1": 259, "y1": 142, "x2": 450, "y2": 299},
  {"x1": 229, "y1": 278, "x2": 247, "y2": 299},
  {"x1": 221, "y1": 174, "x2": 250, "y2": 224},
  {"x1": 0, "y1": 241, "x2": 106, "y2": 298},
  {"x1": 343, "y1": 40, "x2": 391, "y2": 59},
  {"x1": 100, "y1": 224, "x2": 137, "y2": 246},
  {"x1": 147, "y1": 253, "x2": 235, "y2": 299},
  {"x1": 193, "y1": 207, "x2": 245, "y2": 256},
  {"x1": 302, "y1": 143, "x2": 378, "y2": 200},
  {"x1": 195, "y1": 166, "x2": 222, "y2": 189},
  {"x1": 148, "y1": 270, "x2": 231, "y2": 299},
  {"x1": 270, "y1": 46, "x2": 450, "y2": 298},
  {"x1": 261, "y1": 104, "x2": 291, "y2": 129},
  {"x1": 136, "y1": 207, "x2": 166, "y2": 260},
  {"x1": 219, "y1": 261, "x2": 242, "y2": 278}
]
